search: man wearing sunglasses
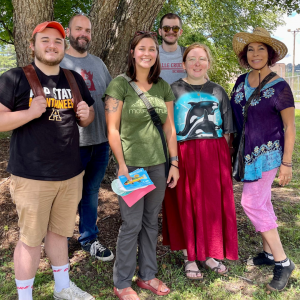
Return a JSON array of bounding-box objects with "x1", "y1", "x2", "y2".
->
[{"x1": 158, "y1": 13, "x2": 186, "y2": 84}]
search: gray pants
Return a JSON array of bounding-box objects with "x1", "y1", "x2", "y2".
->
[{"x1": 113, "y1": 164, "x2": 166, "y2": 289}]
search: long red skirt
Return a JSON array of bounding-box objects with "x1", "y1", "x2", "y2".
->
[{"x1": 163, "y1": 137, "x2": 238, "y2": 261}]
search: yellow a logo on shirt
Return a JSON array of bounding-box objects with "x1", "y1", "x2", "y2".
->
[{"x1": 49, "y1": 108, "x2": 62, "y2": 121}]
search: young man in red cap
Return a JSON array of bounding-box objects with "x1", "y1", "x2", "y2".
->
[{"x1": 0, "y1": 21, "x2": 95, "y2": 300}]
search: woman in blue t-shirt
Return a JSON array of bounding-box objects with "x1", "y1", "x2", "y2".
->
[
  {"x1": 104, "y1": 31, "x2": 179, "y2": 300},
  {"x1": 163, "y1": 42, "x2": 238, "y2": 279},
  {"x1": 231, "y1": 27, "x2": 295, "y2": 291}
]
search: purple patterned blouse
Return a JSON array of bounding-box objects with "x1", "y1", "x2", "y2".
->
[{"x1": 230, "y1": 73, "x2": 294, "y2": 181}]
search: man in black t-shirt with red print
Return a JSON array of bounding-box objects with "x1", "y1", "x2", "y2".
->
[{"x1": 0, "y1": 21, "x2": 95, "y2": 300}]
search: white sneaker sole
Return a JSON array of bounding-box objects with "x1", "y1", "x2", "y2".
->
[
  {"x1": 94, "y1": 252, "x2": 114, "y2": 261},
  {"x1": 53, "y1": 294, "x2": 94, "y2": 300}
]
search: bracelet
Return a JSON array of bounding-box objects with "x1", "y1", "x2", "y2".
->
[
  {"x1": 170, "y1": 163, "x2": 179, "y2": 169},
  {"x1": 170, "y1": 156, "x2": 179, "y2": 162},
  {"x1": 281, "y1": 161, "x2": 292, "y2": 167}
]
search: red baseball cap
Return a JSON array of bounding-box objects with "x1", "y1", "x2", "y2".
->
[{"x1": 32, "y1": 21, "x2": 66, "y2": 38}]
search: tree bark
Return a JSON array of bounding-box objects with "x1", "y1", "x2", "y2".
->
[
  {"x1": 89, "y1": 0, "x2": 166, "y2": 78},
  {"x1": 89, "y1": 0, "x2": 166, "y2": 183},
  {"x1": 12, "y1": 0, "x2": 54, "y2": 67}
]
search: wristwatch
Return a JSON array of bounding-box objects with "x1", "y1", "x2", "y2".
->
[{"x1": 170, "y1": 156, "x2": 179, "y2": 162}]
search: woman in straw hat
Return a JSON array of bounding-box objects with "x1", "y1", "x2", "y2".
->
[{"x1": 231, "y1": 27, "x2": 295, "y2": 291}]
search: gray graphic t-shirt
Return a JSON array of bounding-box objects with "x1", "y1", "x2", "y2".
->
[
  {"x1": 61, "y1": 53, "x2": 112, "y2": 146},
  {"x1": 159, "y1": 45, "x2": 185, "y2": 85}
]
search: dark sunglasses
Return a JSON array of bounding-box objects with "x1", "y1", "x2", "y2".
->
[
  {"x1": 162, "y1": 26, "x2": 181, "y2": 33},
  {"x1": 134, "y1": 31, "x2": 157, "y2": 37}
]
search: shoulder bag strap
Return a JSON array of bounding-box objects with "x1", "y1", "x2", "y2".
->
[
  {"x1": 22, "y1": 64, "x2": 46, "y2": 98},
  {"x1": 62, "y1": 68, "x2": 83, "y2": 115},
  {"x1": 120, "y1": 74, "x2": 169, "y2": 178},
  {"x1": 236, "y1": 71, "x2": 277, "y2": 179}
]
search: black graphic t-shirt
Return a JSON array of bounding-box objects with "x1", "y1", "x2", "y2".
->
[
  {"x1": 0, "y1": 63, "x2": 94, "y2": 180},
  {"x1": 172, "y1": 79, "x2": 234, "y2": 142}
]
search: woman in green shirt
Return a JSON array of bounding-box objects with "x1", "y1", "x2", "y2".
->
[{"x1": 104, "y1": 31, "x2": 179, "y2": 300}]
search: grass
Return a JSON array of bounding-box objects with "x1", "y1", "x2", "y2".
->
[
  {"x1": 289, "y1": 109, "x2": 300, "y2": 189},
  {"x1": 0, "y1": 131, "x2": 11, "y2": 139},
  {"x1": 0, "y1": 113, "x2": 300, "y2": 299}
]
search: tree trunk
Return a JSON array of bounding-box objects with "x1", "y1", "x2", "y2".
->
[
  {"x1": 90, "y1": 0, "x2": 166, "y2": 78},
  {"x1": 12, "y1": 0, "x2": 54, "y2": 67},
  {"x1": 89, "y1": 0, "x2": 166, "y2": 183}
]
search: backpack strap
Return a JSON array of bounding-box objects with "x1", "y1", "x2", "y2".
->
[
  {"x1": 22, "y1": 64, "x2": 46, "y2": 98},
  {"x1": 22, "y1": 65, "x2": 82, "y2": 115},
  {"x1": 62, "y1": 69, "x2": 83, "y2": 114}
]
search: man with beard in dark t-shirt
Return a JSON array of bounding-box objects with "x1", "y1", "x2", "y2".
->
[{"x1": 0, "y1": 22, "x2": 95, "y2": 300}]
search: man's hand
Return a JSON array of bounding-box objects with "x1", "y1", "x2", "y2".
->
[
  {"x1": 28, "y1": 96, "x2": 47, "y2": 119},
  {"x1": 76, "y1": 101, "x2": 89, "y2": 121}
]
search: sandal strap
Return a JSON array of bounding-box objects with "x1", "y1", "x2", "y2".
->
[
  {"x1": 184, "y1": 261, "x2": 201, "y2": 275},
  {"x1": 184, "y1": 260, "x2": 195, "y2": 268},
  {"x1": 157, "y1": 280, "x2": 163, "y2": 293},
  {"x1": 211, "y1": 262, "x2": 227, "y2": 274},
  {"x1": 211, "y1": 266, "x2": 221, "y2": 272},
  {"x1": 120, "y1": 288, "x2": 138, "y2": 296},
  {"x1": 145, "y1": 278, "x2": 165, "y2": 293},
  {"x1": 185, "y1": 270, "x2": 201, "y2": 274}
]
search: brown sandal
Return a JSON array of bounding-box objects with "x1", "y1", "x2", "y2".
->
[
  {"x1": 200, "y1": 258, "x2": 228, "y2": 275},
  {"x1": 114, "y1": 287, "x2": 140, "y2": 300},
  {"x1": 184, "y1": 256, "x2": 203, "y2": 280}
]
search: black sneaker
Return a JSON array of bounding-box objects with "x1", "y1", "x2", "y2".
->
[
  {"x1": 82, "y1": 239, "x2": 114, "y2": 261},
  {"x1": 267, "y1": 260, "x2": 295, "y2": 291},
  {"x1": 247, "y1": 252, "x2": 275, "y2": 266}
]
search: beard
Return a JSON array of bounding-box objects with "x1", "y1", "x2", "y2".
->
[
  {"x1": 34, "y1": 48, "x2": 64, "y2": 66},
  {"x1": 162, "y1": 34, "x2": 178, "y2": 45},
  {"x1": 69, "y1": 33, "x2": 91, "y2": 54}
]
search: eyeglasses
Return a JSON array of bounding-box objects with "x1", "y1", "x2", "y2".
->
[
  {"x1": 162, "y1": 26, "x2": 181, "y2": 33},
  {"x1": 134, "y1": 31, "x2": 157, "y2": 37},
  {"x1": 186, "y1": 57, "x2": 209, "y2": 65}
]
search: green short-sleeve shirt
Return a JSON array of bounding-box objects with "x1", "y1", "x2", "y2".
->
[{"x1": 104, "y1": 76, "x2": 175, "y2": 167}]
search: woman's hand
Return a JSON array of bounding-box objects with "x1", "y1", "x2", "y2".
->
[
  {"x1": 167, "y1": 163, "x2": 180, "y2": 188},
  {"x1": 279, "y1": 107, "x2": 295, "y2": 187},
  {"x1": 117, "y1": 164, "x2": 132, "y2": 181},
  {"x1": 163, "y1": 101, "x2": 179, "y2": 188},
  {"x1": 278, "y1": 164, "x2": 292, "y2": 186}
]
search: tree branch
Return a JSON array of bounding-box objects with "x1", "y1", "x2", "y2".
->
[
  {"x1": 0, "y1": 18, "x2": 13, "y2": 39},
  {"x1": 0, "y1": 37, "x2": 14, "y2": 45}
]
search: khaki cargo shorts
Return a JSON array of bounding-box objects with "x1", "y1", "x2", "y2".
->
[{"x1": 10, "y1": 171, "x2": 84, "y2": 247}]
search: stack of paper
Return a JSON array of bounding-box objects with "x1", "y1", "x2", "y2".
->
[{"x1": 111, "y1": 169, "x2": 156, "y2": 207}]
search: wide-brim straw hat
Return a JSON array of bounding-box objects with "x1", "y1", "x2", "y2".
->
[{"x1": 232, "y1": 27, "x2": 287, "y2": 63}]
